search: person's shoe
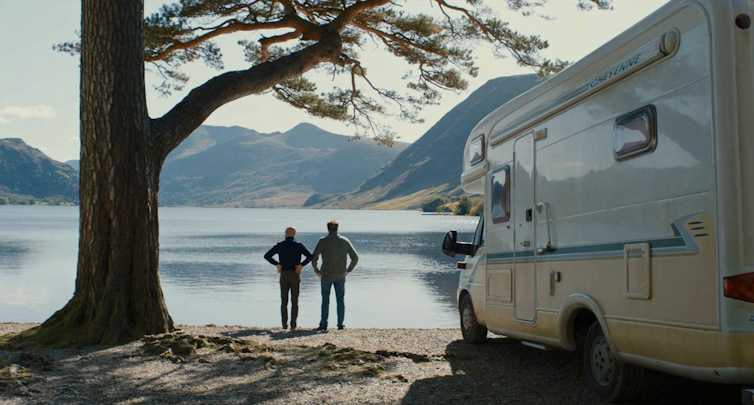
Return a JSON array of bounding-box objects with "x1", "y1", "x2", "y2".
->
[
  {"x1": 316, "y1": 325, "x2": 328, "y2": 331},
  {"x1": 290, "y1": 326, "x2": 297, "y2": 331},
  {"x1": 338, "y1": 325, "x2": 345, "y2": 330},
  {"x1": 282, "y1": 323, "x2": 288, "y2": 329}
]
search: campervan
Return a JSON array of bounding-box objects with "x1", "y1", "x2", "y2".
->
[{"x1": 442, "y1": 0, "x2": 754, "y2": 402}]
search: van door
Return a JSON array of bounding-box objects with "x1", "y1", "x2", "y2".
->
[{"x1": 514, "y1": 132, "x2": 536, "y2": 322}]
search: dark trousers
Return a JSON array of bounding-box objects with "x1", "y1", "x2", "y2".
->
[{"x1": 280, "y1": 271, "x2": 300, "y2": 327}]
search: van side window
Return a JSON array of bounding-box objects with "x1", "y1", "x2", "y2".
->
[
  {"x1": 491, "y1": 166, "x2": 510, "y2": 224},
  {"x1": 614, "y1": 104, "x2": 658, "y2": 161},
  {"x1": 469, "y1": 135, "x2": 485, "y2": 166}
]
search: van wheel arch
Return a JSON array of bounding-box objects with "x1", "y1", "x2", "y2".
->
[
  {"x1": 458, "y1": 289, "x2": 470, "y2": 311},
  {"x1": 557, "y1": 294, "x2": 617, "y2": 354},
  {"x1": 459, "y1": 293, "x2": 487, "y2": 343}
]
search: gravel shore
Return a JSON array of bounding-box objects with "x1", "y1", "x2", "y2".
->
[{"x1": 0, "y1": 323, "x2": 740, "y2": 405}]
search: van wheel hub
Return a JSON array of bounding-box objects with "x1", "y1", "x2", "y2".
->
[
  {"x1": 462, "y1": 304, "x2": 473, "y2": 333},
  {"x1": 590, "y1": 336, "x2": 615, "y2": 386}
]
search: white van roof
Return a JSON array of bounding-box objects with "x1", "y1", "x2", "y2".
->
[{"x1": 465, "y1": 0, "x2": 688, "y2": 148}]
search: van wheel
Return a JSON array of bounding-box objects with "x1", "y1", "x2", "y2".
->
[
  {"x1": 460, "y1": 294, "x2": 487, "y2": 343},
  {"x1": 583, "y1": 322, "x2": 643, "y2": 402}
]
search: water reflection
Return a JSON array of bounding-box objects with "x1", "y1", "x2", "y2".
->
[
  {"x1": 160, "y1": 262, "x2": 255, "y2": 288},
  {"x1": 159, "y1": 231, "x2": 472, "y2": 327},
  {"x1": 0, "y1": 240, "x2": 30, "y2": 274},
  {"x1": 0, "y1": 206, "x2": 477, "y2": 328}
]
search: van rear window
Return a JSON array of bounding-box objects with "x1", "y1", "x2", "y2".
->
[
  {"x1": 491, "y1": 166, "x2": 510, "y2": 224},
  {"x1": 614, "y1": 105, "x2": 657, "y2": 161}
]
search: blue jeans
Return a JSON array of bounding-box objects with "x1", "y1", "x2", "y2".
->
[{"x1": 320, "y1": 276, "x2": 345, "y2": 327}]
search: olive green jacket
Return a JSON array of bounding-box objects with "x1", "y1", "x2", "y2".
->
[{"x1": 311, "y1": 232, "x2": 359, "y2": 278}]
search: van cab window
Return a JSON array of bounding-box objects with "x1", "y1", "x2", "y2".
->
[
  {"x1": 473, "y1": 213, "x2": 485, "y2": 247},
  {"x1": 491, "y1": 166, "x2": 510, "y2": 224},
  {"x1": 614, "y1": 104, "x2": 657, "y2": 161}
]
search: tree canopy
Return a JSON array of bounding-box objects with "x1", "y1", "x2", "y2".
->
[{"x1": 57, "y1": 0, "x2": 612, "y2": 147}]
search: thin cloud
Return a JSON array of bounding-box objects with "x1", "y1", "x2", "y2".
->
[{"x1": 0, "y1": 105, "x2": 56, "y2": 124}]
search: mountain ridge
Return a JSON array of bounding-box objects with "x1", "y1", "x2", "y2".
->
[
  {"x1": 0, "y1": 138, "x2": 79, "y2": 204},
  {"x1": 308, "y1": 74, "x2": 543, "y2": 209},
  {"x1": 158, "y1": 123, "x2": 408, "y2": 207}
]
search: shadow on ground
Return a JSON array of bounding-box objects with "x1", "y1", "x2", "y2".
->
[
  {"x1": 401, "y1": 338, "x2": 741, "y2": 405},
  {"x1": 2, "y1": 331, "x2": 404, "y2": 404},
  {"x1": 221, "y1": 328, "x2": 324, "y2": 341}
]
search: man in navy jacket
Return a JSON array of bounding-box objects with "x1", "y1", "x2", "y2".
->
[{"x1": 264, "y1": 227, "x2": 312, "y2": 330}]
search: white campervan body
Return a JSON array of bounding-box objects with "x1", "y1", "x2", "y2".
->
[{"x1": 445, "y1": 0, "x2": 754, "y2": 401}]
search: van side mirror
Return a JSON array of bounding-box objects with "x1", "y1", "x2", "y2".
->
[
  {"x1": 442, "y1": 230, "x2": 477, "y2": 258},
  {"x1": 443, "y1": 231, "x2": 459, "y2": 257}
]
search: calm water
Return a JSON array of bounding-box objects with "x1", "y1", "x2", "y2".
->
[{"x1": 0, "y1": 206, "x2": 477, "y2": 328}]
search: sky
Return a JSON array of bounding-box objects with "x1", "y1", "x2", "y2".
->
[{"x1": 0, "y1": 0, "x2": 670, "y2": 162}]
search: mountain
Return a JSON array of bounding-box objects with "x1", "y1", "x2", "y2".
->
[
  {"x1": 47, "y1": 124, "x2": 407, "y2": 208},
  {"x1": 308, "y1": 74, "x2": 543, "y2": 209},
  {"x1": 65, "y1": 160, "x2": 79, "y2": 172},
  {"x1": 0, "y1": 138, "x2": 79, "y2": 204},
  {"x1": 159, "y1": 123, "x2": 408, "y2": 207}
]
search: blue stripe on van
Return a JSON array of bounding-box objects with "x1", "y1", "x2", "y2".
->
[
  {"x1": 485, "y1": 214, "x2": 705, "y2": 264},
  {"x1": 464, "y1": 258, "x2": 484, "y2": 290},
  {"x1": 488, "y1": 236, "x2": 688, "y2": 264}
]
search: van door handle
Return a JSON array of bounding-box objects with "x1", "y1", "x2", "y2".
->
[
  {"x1": 536, "y1": 202, "x2": 555, "y2": 254},
  {"x1": 520, "y1": 240, "x2": 531, "y2": 247}
]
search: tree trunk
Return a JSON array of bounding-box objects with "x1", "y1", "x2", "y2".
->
[
  {"x1": 38, "y1": 0, "x2": 172, "y2": 345},
  {"x1": 16, "y1": 0, "x2": 345, "y2": 348}
]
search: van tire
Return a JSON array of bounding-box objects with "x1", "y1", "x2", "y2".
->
[
  {"x1": 460, "y1": 294, "x2": 487, "y2": 343},
  {"x1": 583, "y1": 322, "x2": 643, "y2": 402}
]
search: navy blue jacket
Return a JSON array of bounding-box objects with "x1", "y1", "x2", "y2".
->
[{"x1": 264, "y1": 237, "x2": 313, "y2": 271}]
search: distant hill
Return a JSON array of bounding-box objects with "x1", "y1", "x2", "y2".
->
[
  {"x1": 8, "y1": 123, "x2": 406, "y2": 208},
  {"x1": 0, "y1": 138, "x2": 79, "y2": 204},
  {"x1": 308, "y1": 74, "x2": 543, "y2": 209},
  {"x1": 65, "y1": 160, "x2": 79, "y2": 172},
  {"x1": 158, "y1": 123, "x2": 408, "y2": 207}
]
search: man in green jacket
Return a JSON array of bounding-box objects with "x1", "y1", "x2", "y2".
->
[{"x1": 312, "y1": 220, "x2": 359, "y2": 331}]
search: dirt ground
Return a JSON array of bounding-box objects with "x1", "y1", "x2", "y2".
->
[{"x1": 0, "y1": 323, "x2": 742, "y2": 405}]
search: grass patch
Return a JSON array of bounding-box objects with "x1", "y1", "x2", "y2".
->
[
  {"x1": 0, "y1": 351, "x2": 54, "y2": 395},
  {"x1": 0, "y1": 325, "x2": 91, "y2": 350},
  {"x1": 141, "y1": 333, "x2": 275, "y2": 363}
]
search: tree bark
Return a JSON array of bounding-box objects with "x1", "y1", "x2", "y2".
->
[{"x1": 38, "y1": 0, "x2": 172, "y2": 345}]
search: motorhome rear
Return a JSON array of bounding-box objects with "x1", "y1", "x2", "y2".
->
[{"x1": 441, "y1": 0, "x2": 754, "y2": 401}]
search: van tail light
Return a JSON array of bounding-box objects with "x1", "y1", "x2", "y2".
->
[{"x1": 724, "y1": 272, "x2": 754, "y2": 303}]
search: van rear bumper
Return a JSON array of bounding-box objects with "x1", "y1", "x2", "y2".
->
[{"x1": 610, "y1": 326, "x2": 754, "y2": 384}]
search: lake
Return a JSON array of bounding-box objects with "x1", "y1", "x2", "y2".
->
[{"x1": 0, "y1": 206, "x2": 478, "y2": 328}]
